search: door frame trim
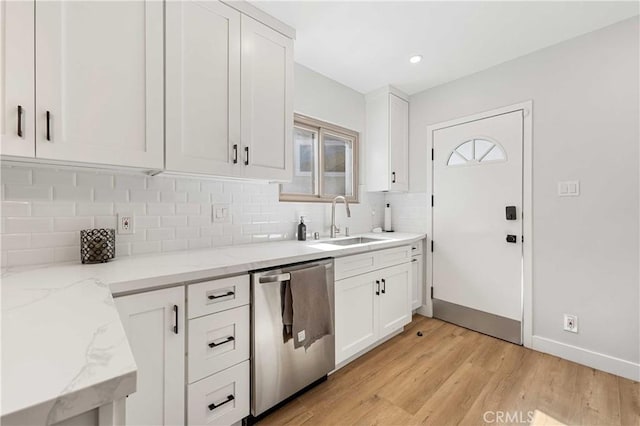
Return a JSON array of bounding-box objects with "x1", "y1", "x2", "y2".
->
[{"x1": 425, "y1": 100, "x2": 533, "y2": 347}]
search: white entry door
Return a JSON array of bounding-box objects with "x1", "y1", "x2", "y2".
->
[{"x1": 432, "y1": 110, "x2": 523, "y2": 343}]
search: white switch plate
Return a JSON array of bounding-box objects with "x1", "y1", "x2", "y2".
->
[
  {"x1": 117, "y1": 212, "x2": 134, "y2": 235},
  {"x1": 563, "y1": 314, "x2": 578, "y2": 333},
  {"x1": 212, "y1": 204, "x2": 230, "y2": 223},
  {"x1": 558, "y1": 180, "x2": 580, "y2": 197}
]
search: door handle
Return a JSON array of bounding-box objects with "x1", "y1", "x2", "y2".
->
[
  {"x1": 244, "y1": 147, "x2": 249, "y2": 165},
  {"x1": 17, "y1": 105, "x2": 23, "y2": 137},
  {"x1": 506, "y1": 235, "x2": 517, "y2": 244},
  {"x1": 232, "y1": 144, "x2": 238, "y2": 164},
  {"x1": 173, "y1": 304, "x2": 179, "y2": 334},
  {"x1": 375, "y1": 280, "x2": 380, "y2": 296},
  {"x1": 391, "y1": 172, "x2": 396, "y2": 184},
  {"x1": 381, "y1": 278, "x2": 386, "y2": 294},
  {"x1": 46, "y1": 111, "x2": 51, "y2": 141}
]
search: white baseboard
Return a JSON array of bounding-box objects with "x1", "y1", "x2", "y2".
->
[{"x1": 532, "y1": 335, "x2": 640, "y2": 381}]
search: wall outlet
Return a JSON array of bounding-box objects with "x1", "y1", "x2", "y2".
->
[
  {"x1": 558, "y1": 180, "x2": 580, "y2": 197},
  {"x1": 564, "y1": 314, "x2": 578, "y2": 333},
  {"x1": 117, "y1": 213, "x2": 134, "y2": 235}
]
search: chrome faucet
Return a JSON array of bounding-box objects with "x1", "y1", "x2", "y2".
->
[{"x1": 330, "y1": 196, "x2": 351, "y2": 238}]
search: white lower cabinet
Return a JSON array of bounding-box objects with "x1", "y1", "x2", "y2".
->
[
  {"x1": 187, "y1": 361, "x2": 250, "y2": 426},
  {"x1": 114, "y1": 287, "x2": 185, "y2": 426},
  {"x1": 335, "y1": 247, "x2": 412, "y2": 365}
]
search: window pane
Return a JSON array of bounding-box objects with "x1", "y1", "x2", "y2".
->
[
  {"x1": 281, "y1": 126, "x2": 317, "y2": 195},
  {"x1": 322, "y1": 133, "x2": 354, "y2": 197}
]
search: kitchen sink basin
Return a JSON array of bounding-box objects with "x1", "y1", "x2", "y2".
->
[{"x1": 324, "y1": 237, "x2": 385, "y2": 246}]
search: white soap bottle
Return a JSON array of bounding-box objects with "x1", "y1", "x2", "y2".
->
[{"x1": 384, "y1": 203, "x2": 393, "y2": 232}]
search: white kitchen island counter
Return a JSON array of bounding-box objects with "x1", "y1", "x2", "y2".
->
[{"x1": 1, "y1": 232, "x2": 425, "y2": 424}]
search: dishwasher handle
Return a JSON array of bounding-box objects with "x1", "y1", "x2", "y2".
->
[{"x1": 258, "y1": 273, "x2": 291, "y2": 284}]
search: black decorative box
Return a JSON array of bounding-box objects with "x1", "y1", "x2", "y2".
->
[{"x1": 80, "y1": 229, "x2": 115, "y2": 264}]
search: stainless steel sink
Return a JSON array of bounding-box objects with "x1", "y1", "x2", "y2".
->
[{"x1": 324, "y1": 237, "x2": 384, "y2": 246}]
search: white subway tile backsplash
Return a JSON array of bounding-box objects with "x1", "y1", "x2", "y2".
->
[
  {"x1": 130, "y1": 190, "x2": 160, "y2": 203},
  {"x1": 1, "y1": 164, "x2": 385, "y2": 267},
  {"x1": 131, "y1": 241, "x2": 161, "y2": 255},
  {"x1": 161, "y1": 215, "x2": 187, "y2": 228},
  {"x1": 147, "y1": 203, "x2": 175, "y2": 216},
  {"x1": 7, "y1": 248, "x2": 54, "y2": 266},
  {"x1": 31, "y1": 232, "x2": 78, "y2": 248},
  {"x1": 5, "y1": 217, "x2": 53, "y2": 233},
  {"x1": 76, "y1": 172, "x2": 114, "y2": 188},
  {"x1": 5, "y1": 184, "x2": 52, "y2": 200},
  {"x1": 147, "y1": 228, "x2": 175, "y2": 241},
  {"x1": 1, "y1": 201, "x2": 30, "y2": 217},
  {"x1": 32, "y1": 202, "x2": 75, "y2": 217},
  {"x1": 33, "y1": 169, "x2": 75, "y2": 185},
  {"x1": 54, "y1": 185, "x2": 92, "y2": 201},
  {"x1": 162, "y1": 239, "x2": 188, "y2": 252},
  {"x1": 54, "y1": 217, "x2": 93, "y2": 232},
  {"x1": 160, "y1": 191, "x2": 187, "y2": 203},
  {"x1": 2, "y1": 234, "x2": 31, "y2": 250},
  {"x1": 1, "y1": 167, "x2": 32, "y2": 184},
  {"x1": 94, "y1": 188, "x2": 128, "y2": 202},
  {"x1": 77, "y1": 202, "x2": 114, "y2": 216},
  {"x1": 147, "y1": 177, "x2": 175, "y2": 192},
  {"x1": 115, "y1": 174, "x2": 146, "y2": 190}
]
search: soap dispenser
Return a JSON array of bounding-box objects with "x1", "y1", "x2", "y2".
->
[{"x1": 297, "y1": 216, "x2": 307, "y2": 241}]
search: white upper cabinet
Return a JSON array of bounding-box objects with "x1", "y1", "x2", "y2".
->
[
  {"x1": 365, "y1": 87, "x2": 409, "y2": 192},
  {"x1": 35, "y1": 0, "x2": 164, "y2": 169},
  {"x1": 1, "y1": 0, "x2": 35, "y2": 158},
  {"x1": 166, "y1": 1, "x2": 241, "y2": 176},
  {"x1": 240, "y1": 15, "x2": 293, "y2": 182}
]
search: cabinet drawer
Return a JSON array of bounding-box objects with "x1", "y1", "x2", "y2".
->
[
  {"x1": 410, "y1": 240, "x2": 423, "y2": 256},
  {"x1": 188, "y1": 305, "x2": 250, "y2": 383},
  {"x1": 375, "y1": 246, "x2": 411, "y2": 269},
  {"x1": 188, "y1": 361, "x2": 250, "y2": 426},
  {"x1": 335, "y1": 251, "x2": 376, "y2": 281},
  {"x1": 188, "y1": 275, "x2": 249, "y2": 319}
]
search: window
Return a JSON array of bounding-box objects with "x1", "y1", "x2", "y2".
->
[
  {"x1": 447, "y1": 138, "x2": 506, "y2": 166},
  {"x1": 280, "y1": 114, "x2": 359, "y2": 202}
]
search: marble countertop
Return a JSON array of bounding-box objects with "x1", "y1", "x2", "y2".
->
[{"x1": 1, "y1": 232, "x2": 424, "y2": 423}]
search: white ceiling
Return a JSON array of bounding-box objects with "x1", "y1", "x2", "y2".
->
[{"x1": 251, "y1": 1, "x2": 639, "y2": 95}]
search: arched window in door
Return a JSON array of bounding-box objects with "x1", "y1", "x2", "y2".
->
[{"x1": 447, "y1": 138, "x2": 506, "y2": 166}]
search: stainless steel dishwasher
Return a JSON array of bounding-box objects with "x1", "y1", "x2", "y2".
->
[{"x1": 250, "y1": 258, "x2": 335, "y2": 418}]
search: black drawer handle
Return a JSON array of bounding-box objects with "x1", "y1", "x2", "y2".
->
[
  {"x1": 375, "y1": 280, "x2": 380, "y2": 296},
  {"x1": 381, "y1": 278, "x2": 386, "y2": 294},
  {"x1": 208, "y1": 291, "x2": 234, "y2": 300},
  {"x1": 208, "y1": 394, "x2": 234, "y2": 411},
  {"x1": 46, "y1": 111, "x2": 51, "y2": 141},
  {"x1": 232, "y1": 144, "x2": 238, "y2": 164},
  {"x1": 208, "y1": 336, "x2": 235, "y2": 348},
  {"x1": 244, "y1": 146, "x2": 249, "y2": 165},
  {"x1": 392, "y1": 171, "x2": 396, "y2": 183},
  {"x1": 17, "y1": 105, "x2": 23, "y2": 137}
]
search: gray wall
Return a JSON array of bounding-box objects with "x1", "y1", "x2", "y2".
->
[{"x1": 406, "y1": 17, "x2": 639, "y2": 365}]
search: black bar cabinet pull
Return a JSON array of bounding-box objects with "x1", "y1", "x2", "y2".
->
[
  {"x1": 391, "y1": 172, "x2": 396, "y2": 183},
  {"x1": 173, "y1": 305, "x2": 179, "y2": 334},
  {"x1": 232, "y1": 144, "x2": 238, "y2": 164},
  {"x1": 208, "y1": 395, "x2": 235, "y2": 411},
  {"x1": 208, "y1": 336, "x2": 235, "y2": 348},
  {"x1": 381, "y1": 278, "x2": 386, "y2": 294},
  {"x1": 46, "y1": 111, "x2": 51, "y2": 141},
  {"x1": 17, "y1": 105, "x2": 23, "y2": 137},
  {"x1": 208, "y1": 291, "x2": 234, "y2": 300},
  {"x1": 375, "y1": 280, "x2": 380, "y2": 296},
  {"x1": 244, "y1": 147, "x2": 249, "y2": 165}
]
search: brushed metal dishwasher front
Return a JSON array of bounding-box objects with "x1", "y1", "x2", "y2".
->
[{"x1": 251, "y1": 258, "x2": 335, "y2": 417}]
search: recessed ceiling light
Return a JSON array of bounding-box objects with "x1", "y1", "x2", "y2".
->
[{"x1": 409, "y1": 55, "x2": 423, "y2": 64}]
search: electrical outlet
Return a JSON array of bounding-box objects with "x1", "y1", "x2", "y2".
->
[
  {"x1": 118, "y1": 213, "x2": 134, "y2": 235},
  {"x1": 564, "y1": 314, "x2": 578, "y2": 333},
  {"x1": 212, "y1": 204, "x2": 230, "y2": 223}
]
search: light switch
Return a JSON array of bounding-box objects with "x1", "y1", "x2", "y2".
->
[
  {"x1": 558, "y1": 180, "x2": 580, "y2": 197},
  {"x1": 212, "y1": 204, "x2": 230, "y2": 223}
]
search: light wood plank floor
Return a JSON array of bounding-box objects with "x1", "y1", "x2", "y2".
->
[{"x1": 258, "y1": 316, "x2": 639, "y2": 426}]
